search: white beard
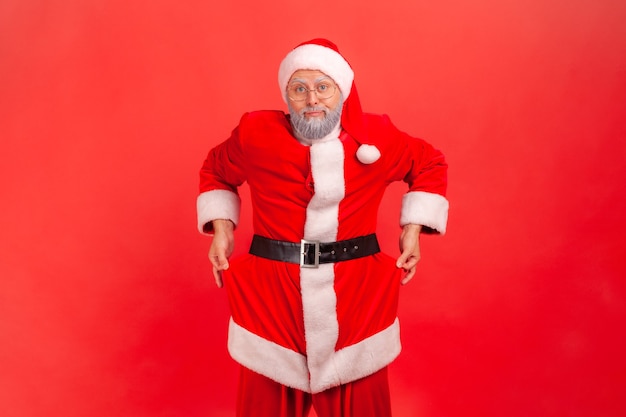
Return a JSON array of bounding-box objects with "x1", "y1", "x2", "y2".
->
[{"x1": 288, "y1": 95, "x2": 344, "y2": 142}]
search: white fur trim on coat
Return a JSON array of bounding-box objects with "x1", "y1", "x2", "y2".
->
[
  {"x1": 400, "y1": 191, "x2": 449, "y2": 234},
  {"x1": 311, "y1": 318, "x2": 401, "y2": 393},
  {"x1": 302, "y1": 139, "x2": 344, "y2": 391},
  {"x1": 278, "y1": 44, "x2": 354, "y2": 102},
  {"x1": 196, "y1": 189, "x2": 241, "y2": 234},
  {"x1": 227, "y1": 316, "x2": 402, "y2": 394},
  {"x1": 227, "y1": 318, "x2": 310, "y2": 392}
]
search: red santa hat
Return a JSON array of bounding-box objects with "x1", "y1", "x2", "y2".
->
[
  {"x1": 278, "y1": 39, "x2": 354, "y2": 100},
  {"x1": 278, "y1": 39, "x2": 379, "y2": 163}
]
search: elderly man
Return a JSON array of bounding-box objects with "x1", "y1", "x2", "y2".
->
[{"x1": 197, "y1": 39, "x2": 448, "y2": 417}]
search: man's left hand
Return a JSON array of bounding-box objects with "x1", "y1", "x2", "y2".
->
[{"x1": 396, "y1": 224, "x2": 422, "y2": 285}]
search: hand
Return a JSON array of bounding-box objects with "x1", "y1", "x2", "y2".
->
[
  {"x1": 396, "y1": 224, "x2": 422, "y2": 285},
  {"x1": 208, "y1": 219, "x2": 235, "y2": 288}
]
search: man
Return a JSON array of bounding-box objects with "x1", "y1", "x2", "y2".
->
[{"x1": 197, "y1": 38, "x2": 448, "y2": 417}]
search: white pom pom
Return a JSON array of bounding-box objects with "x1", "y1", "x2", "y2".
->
[{"x1": 356, "y1": 144, "x2": 381, "y2": 164}]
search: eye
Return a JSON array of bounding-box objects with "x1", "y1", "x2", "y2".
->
[
  {"x1": 317, "y1": 83, "x2": 329, "y2": 92},
  {"x1": 291, "y1": 84, "x2": 307, "y2": 94}
]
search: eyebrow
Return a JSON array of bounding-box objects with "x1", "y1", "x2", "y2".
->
[{"x1": 288, "y1": 76, "x2": 333, "y2": 85}]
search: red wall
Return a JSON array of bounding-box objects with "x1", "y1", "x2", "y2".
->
[{"x1": 1, "y1": 1, "x2": 625, "y2": 416}]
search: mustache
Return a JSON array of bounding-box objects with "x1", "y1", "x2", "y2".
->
[{"x1": 299, "y1": 106, "x2": 328, "y2": 115}]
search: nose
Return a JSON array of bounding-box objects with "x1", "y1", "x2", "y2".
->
[{"x1": 305, "y1": 89, "x2": 319, "y2": 106}]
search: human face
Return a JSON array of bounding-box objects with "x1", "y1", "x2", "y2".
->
[{"x1": 286, "y1": 70, "x2": 342, "y2": 120}]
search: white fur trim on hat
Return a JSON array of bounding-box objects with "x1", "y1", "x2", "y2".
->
[
  {"x1": 278, "y1": 43, "x2": 354, "y2": 102},
  {"x1": 356, "y1": 144, "x2": 381, "y2": 164}
]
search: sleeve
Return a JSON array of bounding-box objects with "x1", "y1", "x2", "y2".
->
[
  {"x1": 383, "y1": 118, "x2": 449, "y2": 234},
  {"x1": 196, "y1": 121, "x2": 248, "y2": 234}
]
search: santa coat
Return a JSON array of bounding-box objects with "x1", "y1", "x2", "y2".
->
[{"x1": 197, "y1": 110, "x2": 448, "y2": 393}]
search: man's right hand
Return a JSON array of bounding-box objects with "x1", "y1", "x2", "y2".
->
[{"x1": 208, "y1": 219, "x2": 235, "y2": 288}]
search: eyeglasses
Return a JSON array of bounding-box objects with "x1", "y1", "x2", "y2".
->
[{"x1": 287, "y1": 81, "x2": 337, "y2": 102}]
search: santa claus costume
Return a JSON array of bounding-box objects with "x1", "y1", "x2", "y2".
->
[{"x1": 197, "y1": 39, "x2": 448, "y2": 417}]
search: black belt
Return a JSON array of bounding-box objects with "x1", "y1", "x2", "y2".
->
[{"x1": 249, "y1": 234, "x2": 380, "y2": 268}]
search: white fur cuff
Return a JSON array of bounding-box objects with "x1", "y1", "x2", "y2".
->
[
  {"x1": 196, "y1": 189, "x2": 241, "y2": 234},
  {"x1": 400, "y1": 191, "x2": 449, "y2": 234}
]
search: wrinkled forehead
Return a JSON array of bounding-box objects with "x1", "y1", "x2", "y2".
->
[{"x1": 287, "y1": 70, "x2": 335, "y2": 85}]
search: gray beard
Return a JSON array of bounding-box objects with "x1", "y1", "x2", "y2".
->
[{"x1": 288, "y1": 95, "x2": 344, "y2": 140}]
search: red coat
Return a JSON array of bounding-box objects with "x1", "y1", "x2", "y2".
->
[{"x1": 198, "y1": 110, "x2": 448, "y2": 393}]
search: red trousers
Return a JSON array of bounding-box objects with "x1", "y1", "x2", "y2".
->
[{"x1": 236, "y1": 366, "x2": 392, "y2": 417}]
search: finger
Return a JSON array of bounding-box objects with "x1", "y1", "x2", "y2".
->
[
  {"x1": 209, "y1": 251, "x2": 229, "y2": 270},
  {"x1": 217, "y1": 255, "x2": 229, "y2": 271},
  {"x1": 397, "y1": 252, "x2": 419, "y2": 269},
  {"x1": 396, "y1": 251, "x2": 409, "y2": 268},
  {"x1": 212, "y1": 266, "x2": 224, "y2": 288},
  {"x1": 208, "y1": 251, "x2": 219, "y2": 268},
  {"x1": 401, "y1": 268, "x2": 416, "y2": 285},
  {"x1": 402, "y1": 256, "x2": 420, "y2": 270}
]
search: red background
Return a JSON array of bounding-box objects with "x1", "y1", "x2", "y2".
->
[{"x1": 1, "y1": 1, "x2": 625, "y2": 416}]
